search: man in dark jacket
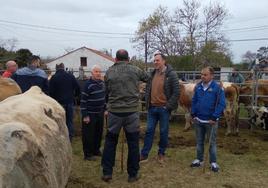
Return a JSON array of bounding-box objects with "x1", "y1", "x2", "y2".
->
[
  {"x1": 49, "y1": 63, "x2": 80, "y2": 141},
  {"x1": 80, "y1": 65, "x2": 106, "y2": 161},
  {"x1": 140, "y1": 52, "x2": 179, "y2": 164},
  {"x1": 12, "y1": 55, "x2": 48, "y2": 94},
  {"x1": 190, "y1": 66, "x2": 226, "y2": 172},
  {"x1": 101, "y1": 49, "x2": 148, "y2": 183}
]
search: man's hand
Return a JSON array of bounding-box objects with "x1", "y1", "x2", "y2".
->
[
  {"x1": 104, "y1": 110, "x2": 108, "y2": 116},
  {"x1": 209, "y1": 120, "x2": 216, "y2": 125},
  {"x1": 83, "y1": 116, "x2": 90, "y2": 124},
  {"x1": 191, "y1": 117, "x2": 197, "y2": 124}
]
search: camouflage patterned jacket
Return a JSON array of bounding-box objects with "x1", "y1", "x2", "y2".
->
[{"x1": 105, "y1": 61, "x2": 148, "y2": 113}]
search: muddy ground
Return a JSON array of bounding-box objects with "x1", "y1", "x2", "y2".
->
[{"x1": 67, "y1": 119, "x2": 268, "y2": 188}]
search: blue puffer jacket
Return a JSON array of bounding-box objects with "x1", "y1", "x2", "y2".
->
[{"x1": 191, "y1": 80, "x2": 226, "y2": 121}]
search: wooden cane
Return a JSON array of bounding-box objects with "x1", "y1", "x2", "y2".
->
[
  {"x1": 202, "y1": 125, "x2": 214, "y2": 173},
  {"x1": 120, "y1": 130, "x2": 125, "y2": 173}
]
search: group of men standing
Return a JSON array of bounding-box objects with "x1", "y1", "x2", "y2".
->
[
  {"x1": 96, "y1": 49, "x2": 225, "y2": 183},
  {"x1": 1, "y1": 49, "x2": 226, "y2": 183}
]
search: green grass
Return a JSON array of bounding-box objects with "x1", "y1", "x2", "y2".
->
[{"x1": 67, "y1": 121, "x2": 268, "y2": 188}]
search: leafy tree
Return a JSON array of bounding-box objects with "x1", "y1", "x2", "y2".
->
[{"x1": 196, "y1": 41, "x2": 232, "y2": 68}]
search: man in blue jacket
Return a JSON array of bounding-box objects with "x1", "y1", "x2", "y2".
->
[
  {"x1": 49, "y1": 63, "x2": 80, "y2": 141},
  {"x1": 12, "y1": 55, "x2": 48, "y2": 94},
  {"x1": 190, "y1": 66, "x2": 226, "y2": 172}
]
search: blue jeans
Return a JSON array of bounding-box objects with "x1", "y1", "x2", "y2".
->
[
  {"x1": 62, "y1": 103, "x2": 74, "y2": 141},
  {"x1": 141, "y1": 106, "x2": 170, "y2": 157},
  {"x1": 195, "y1": 121, "x2": 218, "y2": 163}
]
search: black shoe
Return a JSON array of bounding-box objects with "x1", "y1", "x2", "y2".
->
[
  {"x1": 190, "y1": 159, "x2": 203, "y2": 168},
  {"x1": 102, "y1": 175, "x2": 112, "y2": 182},
  {"x1": 128, "y1": 176, "x2": 139, "y2": 183},
  {"x1": 84, "y1": 156, "x2": 97, "y2": 161},
  {"x1": 94, "y1": 151, "x2": 102, "y2": 157},
  {"x1": 211, "y1": 163, "x2": 219, "y2": 172}
]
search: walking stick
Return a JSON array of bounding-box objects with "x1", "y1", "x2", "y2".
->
[
  {"x1": 120, "y1": 130, "x2": 125, "y2": 173},
  {"x1": 202, "y1": 125, "x2": 214, "y2": 173}
]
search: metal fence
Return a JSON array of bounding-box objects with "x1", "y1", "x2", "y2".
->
[{"x1": 1, "y1": 68, "x2": 267, "y2": 120}]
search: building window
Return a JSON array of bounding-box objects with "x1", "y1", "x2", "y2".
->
[{"x1": 80, "y1": 57, "x2": 87, "y2": 67}]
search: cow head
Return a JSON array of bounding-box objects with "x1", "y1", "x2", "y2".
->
[{"x1": 249, "y1": 106, "x2": 268, "y2": 130}]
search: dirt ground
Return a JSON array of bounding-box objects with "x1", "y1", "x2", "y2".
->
[{"x1": 67, "y1": 121, "x2": 268, "y2": 188}]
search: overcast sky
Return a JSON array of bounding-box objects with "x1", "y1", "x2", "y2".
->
[{"x1": 0, "y1": 0, "x2": 268, "y2": 63}]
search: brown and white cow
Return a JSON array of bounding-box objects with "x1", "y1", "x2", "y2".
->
[
  {"x1": 239, "y1": 79, "x2": 268, "y2": 107},
  {"x1": 178, "y1": 82, "x2": 196, "y2": 131},
  {"x1": 0, "y1": 77, "x2": 21, "y2": 101},
  {"x1": 179, "y1": 82, "x2": 240, "y2": 135}
]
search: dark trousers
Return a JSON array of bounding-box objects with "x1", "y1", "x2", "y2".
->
[
  {"x1": 82, "y1": 113, "x2": 104, "y2": 157},
  {"x1": 62, "y1": 103, "x2": 74, "y2": 141},
  {"x1": 101, "y1": 112, "x2": 140, "y2": 177}
]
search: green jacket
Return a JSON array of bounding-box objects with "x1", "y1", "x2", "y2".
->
[
  {"x1": 228, "y1": 73, "x2": 245, "y2": 83},
  {"x1": 105, "y1": 61, "x2": 148, "y2": 112},
  {"x1": 145, "y1": 64, "x2": 179, "y2": 111}
]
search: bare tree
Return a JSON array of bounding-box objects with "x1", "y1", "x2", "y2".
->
[
  {"x1": 64, "y1": 47, "x2": 75, "y2": 53},
  {"x1": 0, "y1": 37, "x2": 18, "y2": 51},
  {"x1": 133, "y1": 6, "x2": 185, "y2": 59},
  {"x1": 174, "y1": 0, "x2": 200, "y2": 58},
  {"x1": 242, "y1": 51, "x2": 257, "y2": 64},
  {"x1": 201, "y1": 2, "x2": 228, "y2": 44},
  {"x1": 132, "y1": 0, "x2": 230, "y2": 68}
]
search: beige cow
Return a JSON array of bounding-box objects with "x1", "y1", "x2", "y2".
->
[
  {"x1": 179, "y1": 82, "x2": 240, "y2": 135},
  {"x1": 0, "y1": 86, "x2": 72, "y2": 188},
  {"x1": 0, "y1": 77, "x2": 21, "y2": 101}
]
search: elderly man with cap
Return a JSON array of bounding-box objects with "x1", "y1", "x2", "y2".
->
[{"x1": 2, "y1": 60, "x2": 17, "y2": 78}]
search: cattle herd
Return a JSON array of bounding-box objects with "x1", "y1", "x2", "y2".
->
[
  {"x1": 0, "y1": 76, "x2": 267, "y2": 187},
  {"x1": 140, "y1": 79, "x2": 268, "y2": 134}
]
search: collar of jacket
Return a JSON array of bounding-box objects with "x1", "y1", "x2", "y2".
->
[
  {"x1": 114, "y1": 61, "x2": 128, "y2": 65},
  {"x1": 152, "y1": 64, "x2": 173, "y2": 76}
]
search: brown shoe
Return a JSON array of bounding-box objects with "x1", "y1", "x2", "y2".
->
[
  {"x1": 157, "y1": 154, "x2": 165, "y2": 164},
  {"x1": 139, "y1": 155, "x2": 148, "y2": 163},
  {"x1": 101, "y1": 175, "x2": 112, "y2": 182}
]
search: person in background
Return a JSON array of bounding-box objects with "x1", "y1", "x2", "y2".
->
[
  {"x1": 80, "y1": 65, "x2": 106, "y2": 161},
  {"x1": 49, "y1": 63, "x2": 81, "y2": 141},
  {"x1": 228, "y1": 68, "x2": 245, "y2": 84},
  {"x1": 2, "y1": 60, "x2": 17, "y2": 78},
  {"x1": 190, "y1": 66, "x2": 226, "y2": 172},
  {"x1": 12, "y1": 55, "x2": 48, "y2": 94}
]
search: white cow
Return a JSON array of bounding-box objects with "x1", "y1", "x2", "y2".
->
[{"x1": 0, "y1": 86, "x2": 72, "y2": 188}]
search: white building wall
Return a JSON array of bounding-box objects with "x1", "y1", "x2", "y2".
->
[
  {"x1": 46, "y1": 47, "x2": 114, "y2": 77},
  {"x1": 221, "y1": 67, "x2": 232, "y2": 82}
]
